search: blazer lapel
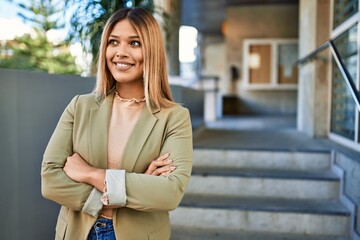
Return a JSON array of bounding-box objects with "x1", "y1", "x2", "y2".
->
[
  {"x1": 121, "y1": 106, "x2": 158, "y2": 172},
  {"x1": 88, "y1": 93, "x2": 114, "y2": 169}
]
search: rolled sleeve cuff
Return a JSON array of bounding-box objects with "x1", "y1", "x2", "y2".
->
[
  {"x1": 106, "y1": 169, "x2": 127, "y2": 206},
  {"x1": 82, "y1": 188, "x2": 103, "y2": 217}
]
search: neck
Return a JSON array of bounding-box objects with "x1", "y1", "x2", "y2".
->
[{"x1": 115, "y1": 82, "x2": 144, "y2": 100}]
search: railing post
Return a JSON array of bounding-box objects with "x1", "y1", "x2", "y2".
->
[
  {"x1": 202, "y1": 75, "x2": 220, "y2": 122},
  {"x1": 184, "y1": 74, "x2": 221, "y2": 122}
]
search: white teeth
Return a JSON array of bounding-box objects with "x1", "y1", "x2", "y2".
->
[{"x1": 116, "y1": 63, "x2": 131, "y2": 67}]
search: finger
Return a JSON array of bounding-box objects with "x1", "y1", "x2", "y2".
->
[
  {"x1": 153, "y1": 154, "x2": 172, "y2": 167},
  {"x1": 144, "y1": 153, "x2": 171, "y2": 175},
  {"x1": 153, "y1": 159, "x2": 172, "y2": 169},
  {"x1": 152, "y1": 166, "x2": 176, "y2": 176},
  {"x1": 157, "y1": 153, "x2": 170, "y2": 161},
  {"x1": 160, "y1": 170, "x2": 172, "y2": 176},
  {"x1": 145, "y1": 160, "x2": 172, "y2": 175},
  {"x1": 149, "y1": 156, "x2": 172, "y2": 170},
  {"x1": 145, "y1": 161, "x2": 158, "y2": 174},
  {"x1": 154, "y1": 153, "x2": 170, "y2": 163}
]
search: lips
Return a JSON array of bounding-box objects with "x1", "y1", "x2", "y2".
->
[{"x1": 114, "y1": 62, "x2": 134, "y2": 71}]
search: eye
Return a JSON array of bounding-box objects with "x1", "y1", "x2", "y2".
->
[
  {"x1": 131, "y1": 41, "x2": 141, "y2": 46},
  {"x1": 108, "y1": 39, "x2": 118, "y2": 45}
]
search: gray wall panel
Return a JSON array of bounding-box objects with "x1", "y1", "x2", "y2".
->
[
  {"x1": 0, "y1": 69, "x2": 94, "y2": 239},
  {"x1": 0, "y1": 70, "x2": 19, "y2": 239},
  {"x1": 0, "y1": 69, "x2": 203, "y2": 239}
]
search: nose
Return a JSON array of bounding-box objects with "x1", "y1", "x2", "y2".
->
[{"x1": 115, "y1": 44, "x2": 128, "y2": 58}]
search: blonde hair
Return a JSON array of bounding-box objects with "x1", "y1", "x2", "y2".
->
[{"x1": 94, "y1": 7, "x2": 174, "y2": 109}]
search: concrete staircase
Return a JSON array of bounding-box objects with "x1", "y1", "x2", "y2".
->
[{"x1": 170, "y1": 149, "x2": 351, "y2": 240}]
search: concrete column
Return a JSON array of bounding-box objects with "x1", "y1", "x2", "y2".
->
[
  {"x1": 297, "y1": 0, "x2": 330, "y2": 137},
  {"x1": 164, "y1": 0, "x2": 181, "y2": 76}
]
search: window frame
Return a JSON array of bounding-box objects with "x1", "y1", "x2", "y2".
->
[
  {"x1": 328, "y1": 0, "x2": 360, "y2": 147},
  {"x1": 243, "y1": 38, "x2": 298, "y2": 90}
]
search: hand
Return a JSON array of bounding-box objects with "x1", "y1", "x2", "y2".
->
[
  {"x1": 63, "y1": 153, "x2": 92, "y2": 183},
  {"x1": 145, "y1": 153, "x2": 176, "y2": 176}
]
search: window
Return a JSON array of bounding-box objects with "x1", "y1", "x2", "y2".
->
[
  {"x1": 179, "y1": 25, "x2": 198, "y2": 79},
  {"x1": 330, "y1": 24, "x2": 359, "y2": 141},
  {"x1": 333, "y1": 0, "x2": 359, "y2": 29},
  {"x1": 243, "y1": 39, "x2": 298, "y2": 90},
  {"x1": 329, "y1": 0, "x2": 360, "y2": 150}
]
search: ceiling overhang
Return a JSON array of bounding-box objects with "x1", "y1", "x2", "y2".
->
[{"x1": 181, "y1": 0, "x2": 299, "y2": 35}]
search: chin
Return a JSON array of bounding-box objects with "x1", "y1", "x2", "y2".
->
[{"x1": 113, "y1": 76, "x2": 142, "y2": 84}]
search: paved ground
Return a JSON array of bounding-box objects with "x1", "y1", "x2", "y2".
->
[
  {"x1": 193, "y1": 116, "x2": 331, "y2": 152},
  {"x1": 194, "y1": 116, "x2": 360, "y2": 158},
  {"x1": 171, "y1": 227, "x2": 350, "y2": 240},
  {"x1": 205, "y1": 115, "x2": 297, "y2": 130}
]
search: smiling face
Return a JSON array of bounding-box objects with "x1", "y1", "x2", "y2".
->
[{"x1": 106, "y1": 19, "x2": 144, "y2": 93}]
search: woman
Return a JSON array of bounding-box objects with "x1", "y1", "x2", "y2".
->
[{"x1": 41, "y1": 7, "x2": 193, "y2": 240}]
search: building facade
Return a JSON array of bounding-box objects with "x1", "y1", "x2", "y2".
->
[{"x1": 180, "y1": 0, "x2": 360, "y2": 237}]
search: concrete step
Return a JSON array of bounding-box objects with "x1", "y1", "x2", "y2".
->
[
  {"x1": 179, "y1": 194, "x2": 349, "y2": 215},
  {"x1": 187, "y1": 167, "x2": 340, "y2": 199},
  {"x1": 170, "y1": 194, "x2": 350, "y2": 236},
  {"x1": 192, "y1": 167, "x2": 339, "y2": 180},
  {"x1": 193, "y1": 149, "x2": 331, "y2": 170},
  {"x1": 171, "y1": 227, "x2": 351, "y2": 240}
]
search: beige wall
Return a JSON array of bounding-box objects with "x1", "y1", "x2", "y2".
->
[
  {"x1": 222, "y1": 4, "x2": 299, "y2": 114},
  {"x1": 201, "y1": 36, "x2": 229, "y2": 93},
  {"x1": 226, "y1": 4, "x2": 299, "y2": 66}
]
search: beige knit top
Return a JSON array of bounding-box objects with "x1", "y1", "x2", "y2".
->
[{"x1": 101, "y1": 91, "x2": 145, "y2": 218}]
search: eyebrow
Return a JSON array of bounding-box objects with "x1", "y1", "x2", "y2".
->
[{"x1": 109, "y1": 34, "x2": 140, "y2": 39}]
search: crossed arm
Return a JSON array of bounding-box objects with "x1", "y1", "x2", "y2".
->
[
  {"x1": 63, "y1": 152, "x2": 176, "y2": 199},
  {"x1": 41, "y1": 96, "x2": 192, "y2": 215}
]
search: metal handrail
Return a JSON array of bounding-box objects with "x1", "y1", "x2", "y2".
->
[
  {"x1": 297, "y1": 39, "x2": 360, "y2": 111},
  {"x1": 296, "y1": 41, "x2": 330, "y2": 65}
]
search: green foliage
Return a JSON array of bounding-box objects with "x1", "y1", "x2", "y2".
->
[
  {"x1": 0, "y1": 33, "x2": 80, "y2": 74},
  {"x1": 0, "y1": 0, "x2": 81, "y2": 74},
  {"x1": 16, "y1": 0, "x2": 65, "y2": 32}
]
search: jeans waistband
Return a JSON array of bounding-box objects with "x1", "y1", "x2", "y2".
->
[{"x1": 93, "y1": 218, "x2": 113, "y2": 230}]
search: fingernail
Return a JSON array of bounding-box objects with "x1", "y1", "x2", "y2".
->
[
  {"x1": 170, "y1": 166, "x2": 176, "y2": 170},
  {"x1": 165, "y1": 153, "x2": 170, "y2": 157}
]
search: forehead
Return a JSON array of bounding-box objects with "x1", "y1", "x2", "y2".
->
[{"x1": 110, "y1": 19, "x2": 138, "y2": 36}]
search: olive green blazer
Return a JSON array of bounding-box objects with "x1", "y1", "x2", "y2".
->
[{"x1": 41, "y1": 91, "x2": 193, "y2": 240}]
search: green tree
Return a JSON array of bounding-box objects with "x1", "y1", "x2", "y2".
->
[
  {"x1": 0, "y1": 0, "x2": 81, "y2": 74},
  {"x1": 0, "y1": 33, "x2": 80, "y2": 74},
  {"x1": 17, "y1": 0, "x2": 64, "y2": 32}
]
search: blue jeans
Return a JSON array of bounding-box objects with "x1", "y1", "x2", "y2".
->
[{"x1": 87, "y1": 218, "x2": 116, "y2": 240}]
